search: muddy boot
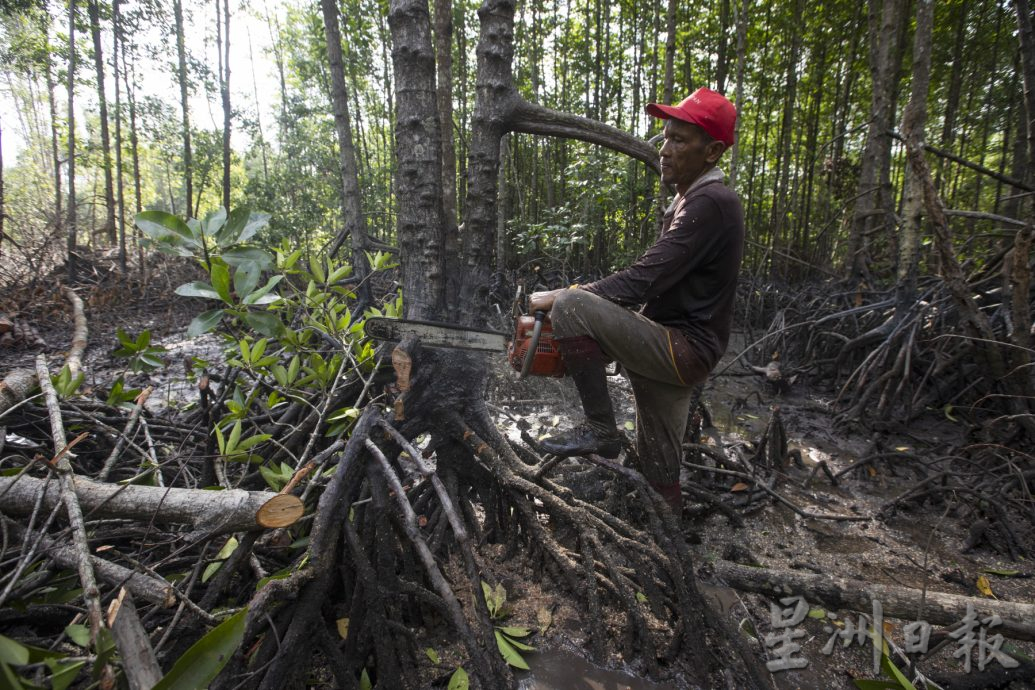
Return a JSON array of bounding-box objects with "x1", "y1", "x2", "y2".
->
[
  {"x1": 539, "y1": 336, "x2": 622, "y2": 459},
  {"x1": 650, "y1": 481, "x2": 682, "y2": 514}
]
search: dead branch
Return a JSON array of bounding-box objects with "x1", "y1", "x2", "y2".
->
[
  {"x1": 712, "y1": 560, "x2": 1035, "y2": 642},
  {"x1": 0, "y1": 474, "x2": 302, "y2": 533},
  {"x1": 107, "y1": 589, "x2": 163, "y2": 690},
  {"x1": 5, "y1": 521, "x2": 176, "y2": 607},
  {"x1": 62, "y1": 287, "x2": 88, "y2": 377},
  {"x1": 36, "y1": 354, "x2": 105, "y2": 645}
]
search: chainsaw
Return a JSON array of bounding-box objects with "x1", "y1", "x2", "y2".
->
[{"x1": 364, "y1": 295, "x2": 566, "y2": 379}]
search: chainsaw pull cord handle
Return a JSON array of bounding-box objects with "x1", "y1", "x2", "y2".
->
[{"x1": 519, "y1": 310, "x2": 547, "y2": 379}]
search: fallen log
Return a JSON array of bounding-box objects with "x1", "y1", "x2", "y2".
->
[
  {"x1": 0, "y1": 368, "x2": 38, "y2": 416},
  {"x1": 0, "y1": 475, "x2": 303, "y2": 534},
  {"x1": 712, "y1": 560, "x2": 1035, "y2": 642}
]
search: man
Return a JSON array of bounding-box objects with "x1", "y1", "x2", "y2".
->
[{"x1": 529, "y1": 87, "x2": 744, "y2": 513}]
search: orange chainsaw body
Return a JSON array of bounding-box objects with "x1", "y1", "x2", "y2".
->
[{"x1": 507, "y1": 314, "x2": 566, "y2": 377}]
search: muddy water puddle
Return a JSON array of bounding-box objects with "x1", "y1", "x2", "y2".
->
[{"x1": 516, "y1": 648, "x2": 681, "y2": 690}]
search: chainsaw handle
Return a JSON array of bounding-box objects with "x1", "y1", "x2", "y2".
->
[{"x1": 519, "y1": 310, "x2": 547, "y2": 379}]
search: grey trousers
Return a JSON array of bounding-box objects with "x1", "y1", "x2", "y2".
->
[{"x1": 550, "y1": 288, "x2": 709, "y2": 485}]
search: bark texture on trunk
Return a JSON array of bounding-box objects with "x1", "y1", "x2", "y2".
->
[
  {"x1": 319, "y1": 0, "x2": 372, "y2": 304},
  {"x1": 389, "y1": 0, "x2": 448, "y2": 320},
  {"x1": 896, "y1": 0, "x2": 934, "y2": 306},
  {"x1": 88, "y1": 0, "x2": 116, "y2": 244},
  {"x1": 845, "y1": 0, "x2": 904, "y2": 282},
  {"x1": 173, "y1": 0, "x2": 192, "y2": 216}
]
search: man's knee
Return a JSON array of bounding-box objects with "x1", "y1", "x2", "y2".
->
[{"x1": 551, "y1": 288, "x2": 593, "y2": 336}]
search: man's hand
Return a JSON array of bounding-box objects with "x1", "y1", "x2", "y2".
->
[{"x1": 528, "y1": 288, "x2": 565, "y2": 313}]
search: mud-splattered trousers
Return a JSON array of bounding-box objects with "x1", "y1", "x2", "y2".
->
[{"x1": 550, "y1": 169, "x2": 745, "y2": 487}]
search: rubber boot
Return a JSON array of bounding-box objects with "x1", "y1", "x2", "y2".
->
[
  {"x1": 650, "y1": 481, "x2": 682, "y2": 514},
  {"x1": 539, "y1": 336, "x2": 622, "y2": 459}
]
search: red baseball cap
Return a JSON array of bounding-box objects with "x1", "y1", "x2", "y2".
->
[{"x1": 646, "y1": 88, "x2": 736, "y2": 146}]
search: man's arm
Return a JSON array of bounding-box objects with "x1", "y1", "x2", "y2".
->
[{"x1": 583, "y1": 193, "x2": 726, "y2": 306}]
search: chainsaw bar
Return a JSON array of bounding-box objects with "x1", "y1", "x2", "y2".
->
[{"x1": 365, "y1": 317, "x2": 508, "y2": 353}]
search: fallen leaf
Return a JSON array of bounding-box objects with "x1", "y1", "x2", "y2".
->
[
  {"x1": 866, "y1": 466, "x2": 878, "y2": 477},
  {"x1": 730, "y1": 482, "x2": 750, "y2": 492},
  {"x1": 895, "y1": 446, "x2": 910, "y2": 452},
  {"x1": 418, "y1": 515, "x2": 428, "y2": 527},
  {"x1": 536, "y1": 606, "x2": 553, "y2": 633},
  {"x1": 883, "y1": 621, "x2": 895, "y2": 636},
  {"x1": 336, "y1": 617, "x2": 350, "y2": 639},
  {"x1": 976, "y1": 575, "x2": 994, "y2": 598}
]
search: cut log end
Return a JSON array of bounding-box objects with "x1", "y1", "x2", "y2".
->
[{"x1": 256, "y1": 494, "x2": 304, "y2": 529}]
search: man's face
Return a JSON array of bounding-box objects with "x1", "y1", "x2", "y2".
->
[{"x1": 659, "y1": 119, "x2": 725, "y2": 194}]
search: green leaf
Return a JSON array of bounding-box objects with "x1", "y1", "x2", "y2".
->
[
  {"x1": 175, "y1": 282, "x2": 221, "y2": 300},
  {"x1": 211, "y1": 263, "x2": 232, "y2": 303},
  {"x1": 136, "y1": 211, "x2": 193, "y2": 242},
  {"x1": 218, "y1": 207, "x2": 250, "y2": 244},
  {"x1": 242, "y1": 275, "x2": 284, "y2": 305},
  {"x1": 425, "y1": 648, "x2": 440, "y2": 664},
  {"x1": 233, "y1": 262, "x2": 261, "y2": 298},
  {"x1": 202, "y1": 537, "x2": 239, "y2": 583},
  {"x1": 0, "y1": 662, "x2": 26, "y2": 690},
  {"x1": 45, "y1": 659, "x2": 85, "y2": 690},
  {"x1": 0, "y1": 635, "x2": 29, "y2": 665},
  {"x1": 235, "y1": 211, "x2": 270, "y2": 244},
  {"x1": 235, "y1": 434, "x2": 271, "y2": 452},
  {"x1": 496, "y1": 626, "x2": 531, "y2": 638},
  {"x1": 359, "y1": 668, "x2": 372, "y2": 690},
  {"x1": 447, "y1": 667, "x2": 469, "y2": 690},
  {"x1": 223, "y1": 246, "x2": 274, "y2": 269},
  {"x1": 495, "y1": 630, "x2": 530, "y2": 670},
  {"x1": 635, "y1": 591, "x2": 648, "y2": 603},
  {"x1": 188, "y1": 309, "x2": 225, "y2": 337},
  {"x1": 64, "y1": 624, "x2": 89, "y2": 648},
  {"x1": 980, "y1": 568, "x2": 1026, "y2": 577},
  {"x1": 152, "y1": 609, "x2": 247, "y2": 690},
  {"x1": 853, "y1": 681, "x2": 905, "y2": 690},
  {"x1": 808, "y1": 608, "x2": 826, "y2": 619},
  {"x1": 879, "y1": 650, "x2": 916, "y2": 690},
  {"x1": 226, "y1": 421, "x2": 243, "y2": 455},
  {"x1": 243, "y1": 311, "x2": 285, "y2": 338},
  {"x1": 205, "y1": 206, "x2": 228, "y2": 235},
  {"x1": 309, "y1": 254, "x2": 326, "y2": 283},
  {"x1": 500, "y1": 633, "x2": 535, "y2": 652}
]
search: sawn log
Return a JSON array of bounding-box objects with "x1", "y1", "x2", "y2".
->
[{"x1": 0, "y1": 475, "x2": 303, "y2": 534}]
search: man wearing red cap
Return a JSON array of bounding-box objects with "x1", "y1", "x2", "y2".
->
[{"x1": 529, "y1": 87, "x2": 744, "y2": 514}]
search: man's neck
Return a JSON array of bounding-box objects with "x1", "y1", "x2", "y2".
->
[{"x1": 677, "y1": 166, "x2": 724, "y2": 196}]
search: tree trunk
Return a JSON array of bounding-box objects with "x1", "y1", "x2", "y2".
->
[
  {"x1": 896, "y1": 0, "x2": 933, "y2": 308},
  {"x1": 728, "y1": 0, "x2": 747, "y2": 188},
  {"x1": 389, "y1": 0, "x2": 448, "y2": 320},
  {"x1": 173, "y1": 0, "x2": 192, "y2": 216},
  {"x1": 43, "y1": 16, "x2": 63, "y2": 242},
  {"x1": 67, "y1": 0, "x2": 78, "y2": 283},
  {"x1": 88, "y1": 0, "x2": 116, "y2": 245},
  {"x1": 218, "y1": 0, "x2": 232, "y2": 212},
  {"x1": 435, "y1": 0, "x2": 458, "y2": 239},
  {"x1": 662, "y1": 0, "x2": 676, "y2": 105},
  {"x1": 112, "y1": 0, "x2": 127, "y2": 271},
  {"x1": 319, "y1": 0, "x2": 372, "y2": 305},
  {"x1": 844, "y1": 0, "x2": 904, "y2": 283}
]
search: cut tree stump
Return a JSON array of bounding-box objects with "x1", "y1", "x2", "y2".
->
[
  {"x1": 712, "y1": 560, "x2": 1035, "y2": 642},
  {"x1": 0, "y1": 475, "x2": 303, "y2": 534}
]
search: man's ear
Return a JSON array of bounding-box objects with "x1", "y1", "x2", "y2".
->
[{"x1": 705, "y1": 140, "x2": 727, "y2": 164}]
